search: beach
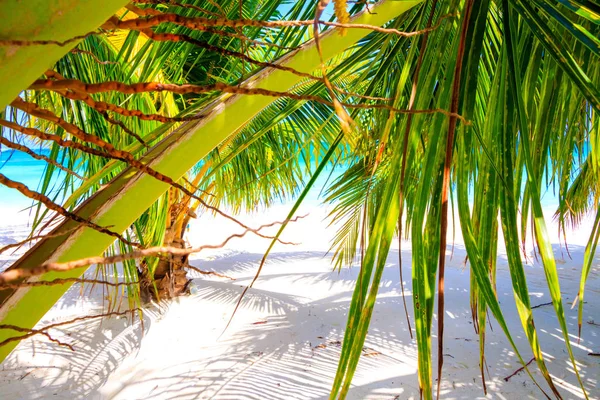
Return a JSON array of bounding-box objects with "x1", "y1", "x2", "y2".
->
[
  {"x1": 1, "y1": 0, "x2": 599, "y2": 397},
  {"x1": 0, "y1": 191, "x2": 598, "y2": 399}
]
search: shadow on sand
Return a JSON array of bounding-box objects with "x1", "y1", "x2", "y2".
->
[{"x1": 0, "y1": 247, "x2": 597, "y2": 399}]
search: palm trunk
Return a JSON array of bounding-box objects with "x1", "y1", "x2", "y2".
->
[{"x1": 141, "y1": 184, "x2": 201, "y2": 301}]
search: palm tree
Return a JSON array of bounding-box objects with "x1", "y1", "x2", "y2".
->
[{"x1": 0, "y1": 0, "x2": 598, "y2": 399}]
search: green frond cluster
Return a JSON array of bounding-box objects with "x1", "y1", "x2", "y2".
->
[{"x1": 0, "y1": 0, "x2": 598, "y2": 398}]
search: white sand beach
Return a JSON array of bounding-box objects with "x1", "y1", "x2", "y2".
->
[{"x1": 0, "y1": 202, "x2": 598, "y2": 399}]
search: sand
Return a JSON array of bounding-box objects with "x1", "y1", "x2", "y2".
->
[{"x1": 0, "y1": 203, "x2": 598, "y2": 399}]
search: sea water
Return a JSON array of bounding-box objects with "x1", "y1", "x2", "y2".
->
[
  {"x1": 0, "y1": 145, "x2": 562, "y2": 228},
  {"x1": 0, "y1": 149, "x2": 51, "y2": 224}
]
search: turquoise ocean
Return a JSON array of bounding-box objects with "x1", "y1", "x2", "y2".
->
[
  {"x1": 0, "y1": 150, "x2": 50, "y2": 210},
  {"x1": 0, "y1": 147, "x2": 561, "y2": 227}
]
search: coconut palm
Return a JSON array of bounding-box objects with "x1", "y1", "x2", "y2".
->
[{"x1": 0, "y1": 0, "x2": 598, "y2": 399}]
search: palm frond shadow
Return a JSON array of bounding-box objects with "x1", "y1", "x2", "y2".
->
[
  {"x1": 119, "y1": 246, "x2": 597, "y2": 399},
  {"x1": 441, "y1": 244, "x2": 600, "y2": 397},
  {"x1": 0, "y1": 248, "x2": 597, "y2": 399},
  {"x1": 189, "y1": 248, "x2": 600, "y2": 398},
  {"x1": 98, "y1": 269, "x2": 421, "y2": 399},
  {"x1": 0, "y1": 308, "x2": 151, "y2": 399}
]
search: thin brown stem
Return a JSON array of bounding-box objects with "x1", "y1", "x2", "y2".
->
[
  {"x1": 0, "y1": 309, "x2": 139, "y2": 349},
  {"x1": 0, "y1": 173, "x2": 138, "y2": 248},
  {"x1": 0, "y1": 136, "x2": 85, "y2": 180},
  {"x1": 0, "y1": 216, "x2": 305, "y2": 283},
  {"x1": 138, "y1": 29, "x2": 319, "y2": 81},
  {"x1": 0, "y1": 325, "x2": 74, "y2": 351},
  {"x1": 2, "y1": 117, "x2": 294, "y2": 249},
  {"x1": 43, "y1": 70, "x2": 148, "y2": 146},
  {"x1": 99, "y1": 12, "x2": 455, "y2": 37},
  {"x1": 30, "y1": 79, "x2": 471, "y2": 124},
  {"x1": 397, "y1": 0, "x2": 441, "y2": 342},
  {"x1": 503, "y1": 357, "x2": 535, "y2": 381},
  {"x1": 133, "y1": 0, "x2": 223, "y2": 18},
  {"x1": 70, "y1": 49, "x2": 118, "y2": 65},
  {"x1": 0, "y1": 278, "x2": 140, "y2": 289},
  {"x1": 436, "y1": 1, "x2": 474, "y2": 398},
  {"x1": 0, "y1": 13, "x2": 456, "y2": 48},
  {"x1": 185, "y1": 265, "x2": 235, "y2": 280},
  {"x1": 0, "y1": 225, "x2": 82, "y2": 256}
]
